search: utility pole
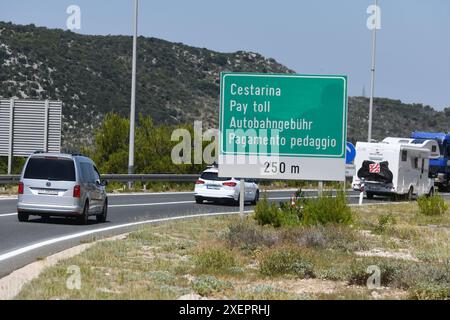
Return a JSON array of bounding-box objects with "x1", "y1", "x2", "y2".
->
[
  {"x1": 368, "y1": 0, "x2": 378, "y2": 142},
  {"x1": 128, "y1": 0, "x2": 138, "y2": 187}
]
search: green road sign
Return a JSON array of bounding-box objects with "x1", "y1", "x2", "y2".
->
[{"x1": 218, "y1": 72, "x2": 348, "y2": 181}]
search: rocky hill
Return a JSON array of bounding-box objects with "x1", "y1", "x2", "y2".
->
[{"x1": 0, "y1": 22, "x2": 449, "y2": 148}]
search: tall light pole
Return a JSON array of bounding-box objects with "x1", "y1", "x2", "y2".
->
[
  {"x1": 368, "y1": 0, "x2": 378, "y2": 142},
  {"x1": 128, "y1": 0, "x2": 138, "y2": 183}
]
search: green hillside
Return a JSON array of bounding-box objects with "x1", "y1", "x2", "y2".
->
[{"x1": 0, "y1": 21, "x2": 449, "y2": 149}]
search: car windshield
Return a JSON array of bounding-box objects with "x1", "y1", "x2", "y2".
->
[
  {"x1": 24, "y1": 157, "x2": 76, "y2": 181},
  {"x1": 200, "y1": 172, "x2": 231, "y2": 181}
]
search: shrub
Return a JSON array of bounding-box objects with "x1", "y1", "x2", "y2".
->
[
  {"x1": 409, "y1": 283, "x2": 450, "y2": 300},
  {"x1": 374, "y1": 213, "x2": 396, "y2": 234},
  {"x1": 301, "y1": 190, "x2": 353, "y2": 226},
  {"x1": 348, "y1": 258, "x2": 450, "y2": 290},
  {"x1": 254, "y1": 194, "x2": 284, "y2": 227},
  {"x1": 417, "y1": 194, "x2": 448, "y2": 216},
  {"x1": 226, "y1": 220, "x2": 278, "y2": 250},
  {"x1": 236, "y1": 284, "x2": 294, "y2": 300},
  {"x1": 259, "y1": 247, "x2": 314, "y2": 278},
  {"x1": 193, "y1": 247, "x2": 237, "y2": 274},
  {"x1": 348, "y1": 258, "x2": 403, "y2": 287},
  {"x1": 254, "y1": 190, "x2": 352, "y2": 228},
  {"x1": 192, "y1": 275, "x2": 232, "y2": 296},
  {"x1": 280, "y1": 225, "x2": 366, "y2": 252}
]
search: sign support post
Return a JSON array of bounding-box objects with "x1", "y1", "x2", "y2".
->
[
  {"x1": 318, "y1": 181, "x2": 323, "y2": 196},
  {"x1": 239, "y1": 178, "x2": 245, "y2": 218}
]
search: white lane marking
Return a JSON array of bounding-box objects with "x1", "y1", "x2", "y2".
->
[
  {"x1": 0, "y1": 210, "x2": 252, "y2": 262},
  {"x1": 0, "y1": 213, "x2": 17, "y2": 217},
  {"x1": 0, "y1": 197, "x2": 17, "y2": 201}
]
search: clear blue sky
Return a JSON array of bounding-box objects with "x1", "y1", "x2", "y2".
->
[{"x1": 1, "y1": 0, "x2": 449, "y2": 110}]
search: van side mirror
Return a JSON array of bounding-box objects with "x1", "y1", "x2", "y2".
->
[{"x1": 101, "y1": 179, "x2": 108, "y2": 187}]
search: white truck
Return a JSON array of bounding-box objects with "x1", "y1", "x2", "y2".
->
[{"x1": 352, "y1": 137, "x2": 438, "y2": 200}]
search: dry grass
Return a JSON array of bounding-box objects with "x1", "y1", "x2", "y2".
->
[{"x1": 15, "y1": 201, "x2": 450, "y2": 300}]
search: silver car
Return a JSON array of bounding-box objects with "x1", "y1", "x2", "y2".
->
[{"x1": 17, "y1": 152, "x2": 108, "y2": 224}]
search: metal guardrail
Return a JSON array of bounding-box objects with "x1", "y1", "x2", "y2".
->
[
  {"x1": 0, "y1": 174, "x2": 199, "y2": 185},
  {"x1": 0, "y1": 175, "x2": 20, "y2": 184},
  {"x1": 102, "y1": 174, "x2": 198, "y2": 183}
]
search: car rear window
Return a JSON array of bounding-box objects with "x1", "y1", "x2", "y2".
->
[
  {"x1": 200, "y1": 172, "x2": 230, "y2": 181},
  {"x1": 24, "y1": 157, "x2": 76, "y2": 181}
]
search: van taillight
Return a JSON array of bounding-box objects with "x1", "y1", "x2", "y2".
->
[
  {"x1": 18, "y1": 182, "x2": 24, "y2": 194},
  {"x1": 223, "y1": 182, "x2": 237, "y2": 187},
  {"x1": 73, "y1": 185, "x2": 81, "y2": 198},
  {"x1": 195, "y1": 180, "x2": 205, "y2": 184}
]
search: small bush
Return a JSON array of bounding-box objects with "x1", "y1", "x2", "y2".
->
[
  {"x1": 236, "y1": 284, "x2": 294, "y2": 300},
  {"x1": 192, "y1": 275, "x2": 232, "y2": 296},
  {"x1": 348, "y1": 258, "x2": 402, "y2": 287},
  {"x1": 226, "y1": 220, "x2": 278, "y2": 250},
  {"x1": 254, "y1": 190, "x2": 352, "y2": 228},
  {"x1": 301, "y1": 190, "x2": 353, "y2": 226},
  {"x1": 296, "y1": 227, "x2": 327, "y2": 248},
  {"x1": 253, "y1": 195, "x2": 284, "y2": 227},
  {"x1": 374, "y1": 213, "x2": 396, "y2": 234},
  {"x1": 259, "y1": 247, "x2": 314, "y2": 278},
  {"x1": 417, "y1": 194, "x2": 448, "y2": 216},
  {"x1": 193, "y1": 247, "x2": 237, "y2": 274},
  {"x1": 348, "y1": 258, "x2": 450, "y2": 290},
  {"x1": 409, "y1": 283, "x2": 450, "y2": 300}
]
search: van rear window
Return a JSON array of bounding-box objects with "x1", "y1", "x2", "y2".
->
[{"x1": 24, "y1": 157, "x2": 76, "y2": 181}]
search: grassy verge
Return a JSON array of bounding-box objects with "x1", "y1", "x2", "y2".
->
[{"x1": 16, "y1": 201, "x2": 450, "y2": 300}]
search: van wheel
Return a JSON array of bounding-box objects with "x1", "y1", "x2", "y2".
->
[
  {"x1": 78, "y1": 202, "x2": 89, "y2": 225},
  {"x1": 366, "y1": 192, "x2": 374, "y2": 200},
  {"x1": 96, "y1": 200, "x2": 108, "y2": 223},
  {"x1": 18, "y1": 212, "x2": 29, "y2": 222},
  {"x1": 406, "y1": 187, "x2": 413, "y2": 201}
]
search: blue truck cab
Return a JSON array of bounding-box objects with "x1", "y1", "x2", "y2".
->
[{"x1": 411, "y1": 132, "x2": 450, "y2": 191}]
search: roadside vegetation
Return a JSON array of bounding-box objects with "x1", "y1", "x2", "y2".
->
[{"x1": 16, "y1": 194, "x2": 450, "y2": 300}]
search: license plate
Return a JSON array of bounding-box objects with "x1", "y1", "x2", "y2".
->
[
  {"x1": 38, "y1": 189, "x2": 58, "y2": 195},
  {"x1": 207, "y1": 185, "x2": 220, "y2": 190}
]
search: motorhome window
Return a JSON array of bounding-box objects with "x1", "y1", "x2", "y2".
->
[
  {"x1": 401, "y1": 150, "x2": 407, "y2": 161},
  {"x1": 421, "y1": 159, "x2": 425, "y2": 174},
  {"x1": 432, "y1": 146, "x2": 437, "y2": 153},
  {"x1": 413, "y1": 158, "x2": 419, "y2": 169}
]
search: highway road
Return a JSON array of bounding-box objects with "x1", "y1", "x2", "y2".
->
[{"x1": 0, "y1": 189, "x2": 428, "y2": 278}]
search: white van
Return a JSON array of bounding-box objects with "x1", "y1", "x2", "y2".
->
[{"x1": 352, "y1": 138, "x2": 436, "y2": 200}]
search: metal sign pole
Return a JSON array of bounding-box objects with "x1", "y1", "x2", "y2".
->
[
  {"x1": 368, "y1": 0, "x2": 378, "y2": 142},
  {"x1": 239, "y1": 178, "x2": 245, "y2": 217},
  {"x1": 128, "y1": 0, "x2": 138, "y2": 189},
  {"x1": 7, "y1": 99, "x2": 14, "y2": 175}
]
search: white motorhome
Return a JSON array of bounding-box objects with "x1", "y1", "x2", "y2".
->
[{"x1": 352, "y1": 138, "x2": 436, "y2": 199}]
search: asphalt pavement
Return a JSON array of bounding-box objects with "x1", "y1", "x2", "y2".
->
[{"x1": 0, "y1": 189, "x2": 427, "y2": 278}]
